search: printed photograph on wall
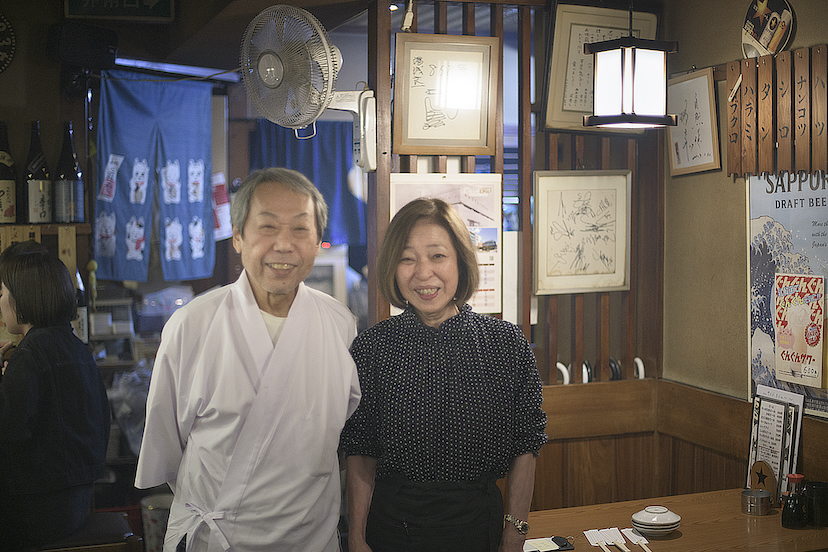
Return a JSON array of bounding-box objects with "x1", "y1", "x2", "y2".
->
[{"x1": 750, "y1": 172, "x2": 828, "y2": 418}]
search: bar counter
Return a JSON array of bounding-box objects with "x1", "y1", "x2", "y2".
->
[{"x1": 527, "y1": 488, "x2": 828, "y2": 551}]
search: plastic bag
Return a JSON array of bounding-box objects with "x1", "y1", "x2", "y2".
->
[{"x1": 107, "y1": 359, "x2": 153, "y2": 456}]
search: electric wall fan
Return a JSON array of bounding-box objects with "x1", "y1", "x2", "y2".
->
[{"x1": 241, "y1": 4, "x2": 377, "y2": 171}]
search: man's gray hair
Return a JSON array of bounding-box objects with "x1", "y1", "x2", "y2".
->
[{"x1": 230, "y1": 167, "x2": 328, "y2": 240}]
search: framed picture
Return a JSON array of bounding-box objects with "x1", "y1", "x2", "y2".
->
[
  {"x1": 533, "y1": 170, "x2": 631, "y2": 295},
  {"x1": 541, "y1": 3, "x2": 658, "y2": 132},
  {"x1": 667, "y1": 67, "x2": 721, "y2": 175},
  {"x1": 393, "y1": 33, "x2": 499, "y2": 155}
]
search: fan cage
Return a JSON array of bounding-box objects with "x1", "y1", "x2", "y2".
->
[{"x1": 241, "y1": 5, "x2": 340, "y2": 129}]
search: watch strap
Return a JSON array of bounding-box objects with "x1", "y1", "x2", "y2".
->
[{"x1": 504, "y1": 513, "x2": 530, "y2": 535}]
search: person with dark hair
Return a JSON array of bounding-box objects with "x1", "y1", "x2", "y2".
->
[
  {"x1": 340, "y1": 198, "x2": 547, "y2": 552},
  {"x1": 0, "y1": 240, "x2": 110, "y2": 550},
  {"x1": 136, "y1": 168, "x2": 361, "y2": 551}
]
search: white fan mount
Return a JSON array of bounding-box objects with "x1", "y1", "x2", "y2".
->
[{"x1": 241, "y1": 4, "x2": 376, "y2": 171}]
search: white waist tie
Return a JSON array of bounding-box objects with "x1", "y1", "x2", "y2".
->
[{"x1": 185, "y1": 502, "x2": 231, "y2": 552}]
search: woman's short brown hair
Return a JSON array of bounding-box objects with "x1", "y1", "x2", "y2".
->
[
  {"x1": 377, "y1": 197, "x2": 479, "y2": 309},
  {"x1": 0, "y1": 240, "x2": 77, "y2": 328}
]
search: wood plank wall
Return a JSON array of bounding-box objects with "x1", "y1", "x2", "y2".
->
[{"x1": 532, "y1": 379, "x2": 828, "y2": 511}]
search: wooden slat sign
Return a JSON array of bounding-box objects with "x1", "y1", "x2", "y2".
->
[
  {"x1": 813, "y1": 45, "x2": 827, "y2": 170},
  {"x1": 777, "y1": 51, "x2": 794, "y2": 172},
  {"x1": 725, "y1": 44, "x2": 828, "y2": 177},
  {"x1": 727, "y1": 61, "x2": 742, "y2": 176}
]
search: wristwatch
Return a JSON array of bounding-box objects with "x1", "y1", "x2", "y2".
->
[{"x1": 505, "y1": 513, "x2": 530, "y2": 535}]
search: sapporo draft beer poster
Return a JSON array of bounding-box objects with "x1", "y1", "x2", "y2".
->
[{"x1": 774, "y1": 274, "x2": 824, "y2": 388}]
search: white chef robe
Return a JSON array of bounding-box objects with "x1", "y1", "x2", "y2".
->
[{"x1": 135, "y1": 272, "x2": 361, "y2": 552}]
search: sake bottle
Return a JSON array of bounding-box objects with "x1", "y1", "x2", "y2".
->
[
  {"x1": 24, "y1": 120, "x2": 52, "y2": 224},
  {"x1": 0, "y1": 121, "x2": 16, "y2": 224},
  {"x1": 54, "y1": 121, "x2": 84, "y2": 223},
  {"x1": 73, "y1": 268, "x2": 89, "y2": 344}
]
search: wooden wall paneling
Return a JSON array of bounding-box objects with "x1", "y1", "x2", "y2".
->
[
  {"x1": 634, "y1": 131, "x2": 663, "y2": 380},
  {"x1": 57, "y1": 225, "x2": 78, "y2": 280},
  {"x1": 776, "y1": 50, "x2": 794, "y2": 172},
  {"x1": 622, "y1": 138, "x2": 637, "y2": 380},
  {"x1": 538, "y1": 132, "x2": 560, "y2": 384},
  {"x1": 490, "y1": 4, "x2": 504, "y2": 175},
  {"x1": 542, "y1": 380, "x2": 656, "y2": 440},
  {"x1": 741, "y1": 58, "x2": 758, "y2": 176},
  {"x1": 459, "y1": 3, "x2": 476, "y2": 173},
  {"x1": 727, "y1": 61, "x2": 742, "y2": 176},
  {"x1": 812, "y1": 45, "x2": 827, "y2": 173},
  {"x1": 433, "y1": 2, "x2": 448, "y2": 173},
  {"x1": 571, "y1": 294, "x2": 585, "y2": 383},
  {"x1": 595, "y1": 136, "x2": 611, "y2": 382},
  {"x1": 657, "y1": 381, "x2": 751, "y2": 457},
  {"x1": 795, "y1": 47, "x2": 812, "y2": 173},
  {"x1": 518, "y1": 5, "x2": 532, "y2": 339},
  {"x1": 757, "y1": 55, "x2": 775, "y2": 174},
  {"x1": 801, "y1": 415, "x2": 828, "y2": 483},
  {"x1": 367, "y1": 0, "x2": 393, "y2": 327},
  {"x1": 614, "y1": 433, "x2": 656, "y2": 500},
  {"x1": 565, "y1": 437, "x2": 615, "y2": 506},
  {"x1": 533, "y1": 440, "x2": 564, "y2": 510}
]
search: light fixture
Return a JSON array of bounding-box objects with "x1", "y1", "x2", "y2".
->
[{"x1": 583, "y1": 6, "x2": 677, "y2": 129}]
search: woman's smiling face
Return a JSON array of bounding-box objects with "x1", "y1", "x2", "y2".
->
[{"x1": 395, "y1": 218, "x2": 459, "y2": 328}]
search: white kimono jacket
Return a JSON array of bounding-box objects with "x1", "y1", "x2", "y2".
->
[{"x1": 135, "y1": 273, "x2": 361, "y2": 552}]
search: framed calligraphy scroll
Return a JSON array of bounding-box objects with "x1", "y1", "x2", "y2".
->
[
  {"x1": 541, "y1": 3, "x2": 657, "y2": 132},
  {"x1": 533, "y1": 170, "x2": 631, "y2": 295},
  {"x1": 392, "y1": 33, "x2": 499, "y2": 155},
  {"x1": 667, "y1": 67, "x2": 721, "y2": 176}
]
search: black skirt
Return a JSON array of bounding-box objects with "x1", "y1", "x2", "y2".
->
[{"x1": 366, "y1": 475, "x2": 504, "y2": 552}]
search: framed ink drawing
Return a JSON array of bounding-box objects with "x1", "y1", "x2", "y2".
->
[
  {"x1": 393, "y1": 33, "x2": 499, "y2": 155},
  {"x1": 667, "y1": 67, "x2": 721, "y2": 175},
  {"x1": 541, "y1": 4, "x2": 658, "y2": 132},
  {"x1": 533, "y1": 170, "x2": 631, "y2": 295}
]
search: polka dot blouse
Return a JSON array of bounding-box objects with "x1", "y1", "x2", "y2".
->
[{"x1": 340, "y1": 304, "x2": 548, "y2": 482}]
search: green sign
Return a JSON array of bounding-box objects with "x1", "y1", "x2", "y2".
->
[{"x1": 65, "y1": 0, "x2": 174, "y2": 22}]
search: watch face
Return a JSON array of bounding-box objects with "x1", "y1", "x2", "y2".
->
[{"x1": 519, "y1": 521, "x2": 530, "y2": 534}]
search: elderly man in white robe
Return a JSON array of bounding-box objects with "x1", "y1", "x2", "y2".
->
[{"x1": 136, "y1": 167, "x2": 361, "y2": 552}]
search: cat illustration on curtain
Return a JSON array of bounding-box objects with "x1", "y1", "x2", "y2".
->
[
  {"x1": 187, "y1": 159, "x2": 204, "y2": 203},
  {"x1": 165, "y1": 217, "x2": 183, "y2": 261},
  {"x1": 189, "y1": 217, "x2": 205, "y2": 259},
  {"x1": 161, "y1": 159, "x2": 181, "y2": 204},
  {"x1": 96, "y1": 211, "x2": 117, "y2": 257},
  {"x1": 126, "y1": 216, "x2": 146, "y2": 261},
  {"x1": 129, "y1": 158, "x2": 149, "y2": 205}
]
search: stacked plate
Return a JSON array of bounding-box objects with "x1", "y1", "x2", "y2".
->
[{"x1": 631, "y1": 505, "x2": 681, "y2": 536}]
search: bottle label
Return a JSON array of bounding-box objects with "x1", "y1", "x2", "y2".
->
[
  {"x1": 0, "y1": 179, "x2": 14, "y2": 223},
  {"x1": 73, "y1": 305, "x2": 89, "y2": 344},
  {"x1": 55, "y1": 179, "x2": 85, "y2": 223},
  {"x1": 27, "y1": 179, "x2": 52, "y2": 223},
  {"x1": 0, "y1": 152, "x2": 12, "y2": 167}
]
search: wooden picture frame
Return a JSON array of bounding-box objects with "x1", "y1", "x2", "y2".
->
[
  {"x1": 393, "y1": 33, "x2": 499, "y2": 155},
  {"x1": 541, "y1": 3, "x2": 658, "y2": 132},
  {"x1": 533, "y1": 170, "x2": 631, "y2": 295},
  {"x1": 667, "y1": 67, "x2": 721, "y2": 175}
]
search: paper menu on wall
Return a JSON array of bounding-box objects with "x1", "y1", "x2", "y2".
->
[
  {"x1": 746, "y1": 384, "x2": 804, "y2": 499},
  {"x1": 773, "y1": 273, "x2": 824, "y2": 388}
]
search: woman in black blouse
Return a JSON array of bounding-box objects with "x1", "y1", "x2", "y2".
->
[
  {"x1": 340, "y1": 198, "x2": 547, "y2": 552},
  {"x1": 0, "y1": 241, "x2": 110, "y2": 550}
]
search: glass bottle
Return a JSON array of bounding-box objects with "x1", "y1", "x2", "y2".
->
[
  {"x1": 73, "y1": 268, "x2": 89, "y2": 344},
  {"x1": 54, "y1": 121, "x2": 84, "y2": 223},
  {"x1": 782, "y1": 473, "x2": 808, "y2": 529},
  {"x1": 24, "y1": 120, "x2": 52, "y2": 224},
  {"x1": 0, "y1": 121, "x2": 16, "y2": 224}
]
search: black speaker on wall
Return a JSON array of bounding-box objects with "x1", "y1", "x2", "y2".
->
[{"x1": 48, "y1": 20, "x2": 118, "y2": 70}]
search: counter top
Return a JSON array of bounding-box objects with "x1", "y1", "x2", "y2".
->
[{"x1": 527, "y1": 488, "x2": 828, "y2": 551}]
